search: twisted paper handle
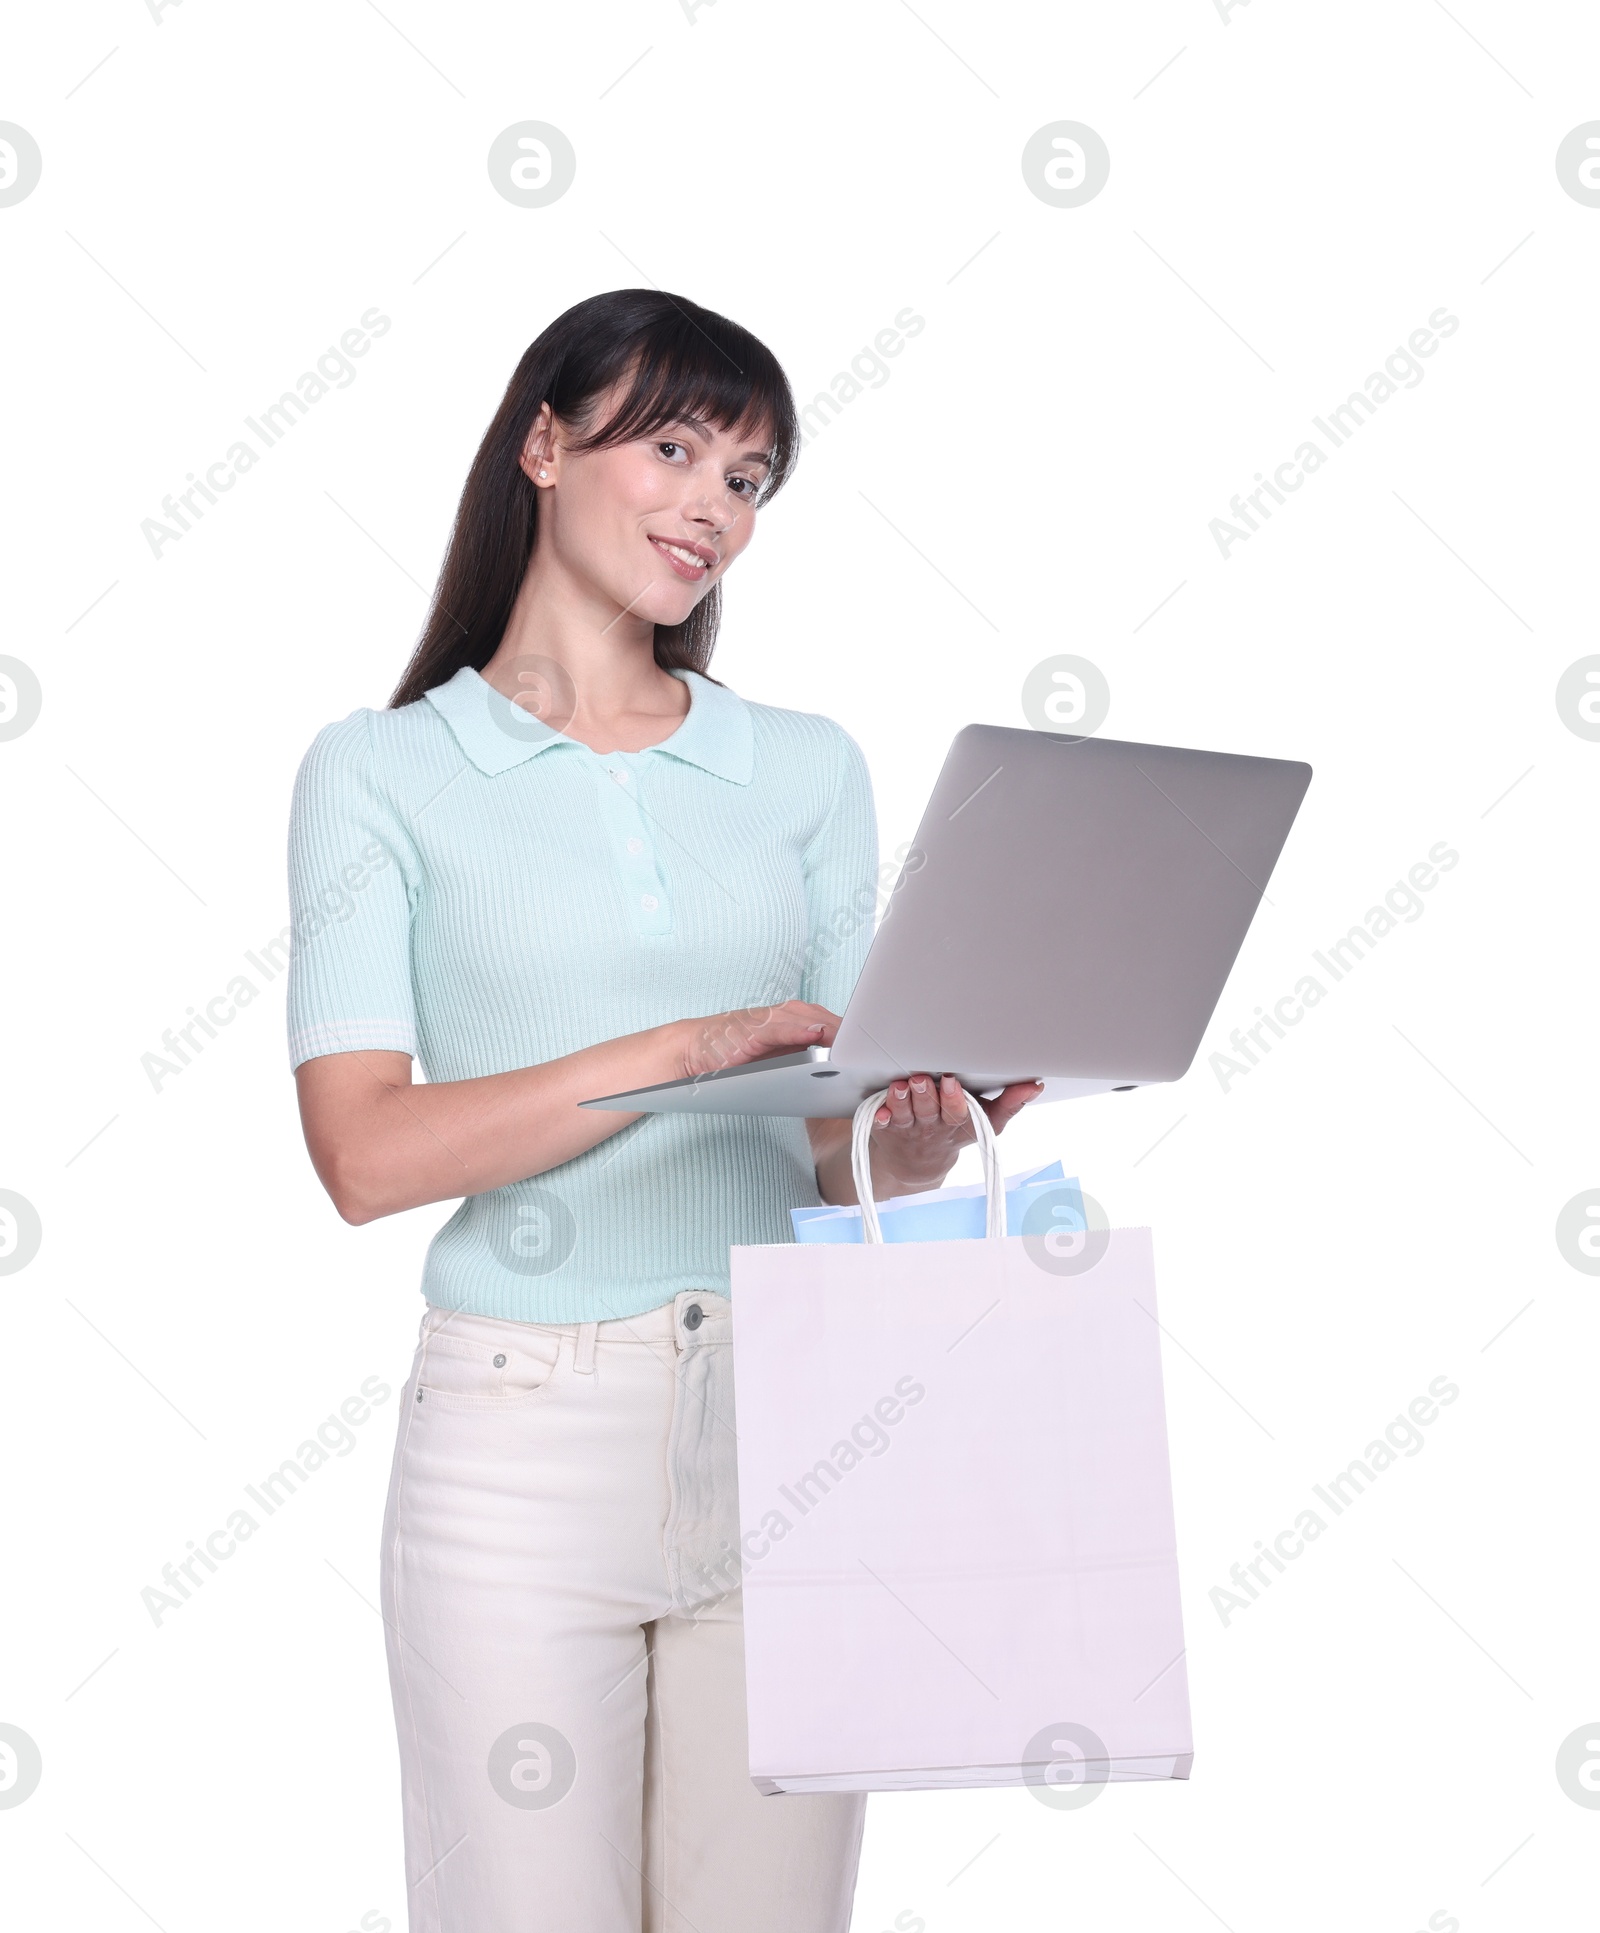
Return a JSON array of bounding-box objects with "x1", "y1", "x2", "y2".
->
[{"x1": 849, "y1": 1084, "x2": 1006, "y2": 1245}]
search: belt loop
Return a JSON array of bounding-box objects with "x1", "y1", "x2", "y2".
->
[{"x1": 574, "y1": 1321, "x2": 598, "y2": 1375}]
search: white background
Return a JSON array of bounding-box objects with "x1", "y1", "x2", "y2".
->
[{"x1": 2, "y1": 2, "x2": 1597, "y2": 1929}]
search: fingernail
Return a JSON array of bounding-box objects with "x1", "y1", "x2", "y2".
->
[
  {"x1": 911, "y1": 1078, "x2": 927, "y2": 1092},
  {"x1": 807, "y1": 1024, "x2": 823, "y2": 1032}
]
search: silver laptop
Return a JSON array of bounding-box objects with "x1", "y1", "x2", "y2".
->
[{"x1": 579, "y1": 723, "x2": 1311, "y2": 1118}]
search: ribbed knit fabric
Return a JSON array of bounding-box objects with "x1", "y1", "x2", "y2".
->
[{"x1": 285, "y1": 664, "x2": 878, "y2": 1323}]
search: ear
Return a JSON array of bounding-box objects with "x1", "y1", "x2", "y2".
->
[{"x1": 518, "y1": 402, "x2": 558, "y2": 487}]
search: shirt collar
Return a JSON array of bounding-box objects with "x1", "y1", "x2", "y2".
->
[{"x1": 422, "y1": 664, "x2": 753, "y2": 784}]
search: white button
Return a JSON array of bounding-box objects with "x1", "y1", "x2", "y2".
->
[
  {"x1": 640, "y1": 893, "x2": 659, "y2": 911},
  {"x1": 626, "y1": 837, "x2": 644, "y2": 854},
  {"x1": 611, "y1": 769, "x2": 630, "y2": 784}
]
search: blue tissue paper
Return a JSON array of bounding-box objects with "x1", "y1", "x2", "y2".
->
[{"x1": 789, "y1": 1161, "x2": 1085, "y2": 1245}]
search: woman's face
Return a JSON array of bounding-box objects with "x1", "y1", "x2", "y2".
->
[{"x1": 522, "y1": 389, "x2": 773, "y2": 630}]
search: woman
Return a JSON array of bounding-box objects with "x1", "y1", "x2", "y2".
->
[{"x1": 286, "y1": 288, "x2": 1040, "y2": 1933}]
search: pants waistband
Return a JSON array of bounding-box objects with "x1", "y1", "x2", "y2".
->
[{"x1": 421, "y1": 1291, "x2": 731, "y2": 1348}]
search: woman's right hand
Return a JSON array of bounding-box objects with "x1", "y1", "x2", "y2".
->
[{"x1": 675, "y1": 1000, "x2": 840, "y2": 1081}]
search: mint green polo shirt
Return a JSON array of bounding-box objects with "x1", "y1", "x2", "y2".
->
[{"x1": 285, "y1": 665, "x2": 878, "y2": 1323}]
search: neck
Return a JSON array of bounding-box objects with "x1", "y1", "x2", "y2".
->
[{"x1": 478, "y1": 545, "x2": 691, "y2": 752}]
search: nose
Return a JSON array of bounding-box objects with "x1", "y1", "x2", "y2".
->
[
  {"x1": 685, "y1": 479, "x2": 746, "y2": 536},
  {"x1": 687, "y1": 496, "x2": 734, "y2": 535}
]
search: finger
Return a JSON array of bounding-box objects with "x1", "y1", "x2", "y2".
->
[
  {"x1": 789, "y1": 1002, "x2": 841, "y2": 1032},
  {"x1": 738, "y1": 1025, "x2": 827, "y2": 1067},
  {"x1": 746, "y1": 1003, "x2": 837, "y2": 1055},
  {"x1": 936, "y1": 1072, "x2": 970, "y2": 1127},
  {"x1": 984, "y1": 1081, "x2": 1044, "y2": 1132},
  {"x1": 989, "y1": 1082, "x2": 1035, "y2": 1128},
  {"x1": 689, "y1": 1007, "x2": 837, "y2": 1078},
  {"x1": 875, "y1": 1078, "x2": 913, "y2": 1128},
  {"x1": 906, "y1": 1074, "x2": 942, "y2": 1124},
  {"x1": 779, "y1": 1002, "x2": 839, "y2": 1043}
]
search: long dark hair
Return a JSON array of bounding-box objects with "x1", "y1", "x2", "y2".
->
[{"x1": 389, "y1": 289, "x2": 800, "y2": 708}]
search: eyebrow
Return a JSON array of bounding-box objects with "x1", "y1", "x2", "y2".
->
[{"x1": 670, "y1": 414, "x2": 773, "y2": 470}]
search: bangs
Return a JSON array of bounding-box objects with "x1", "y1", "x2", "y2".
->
[{"x1": 561, "y1": 303, "x2": 800, "y2": 501}]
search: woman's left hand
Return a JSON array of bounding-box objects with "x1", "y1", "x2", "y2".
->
[{"x1": 866, "y1": 1071, "x2": 1043, "y2": 1197}]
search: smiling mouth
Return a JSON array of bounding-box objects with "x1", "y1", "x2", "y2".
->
[{"x1": 648, "y1": 536, "x2": 715, "y2": 580}]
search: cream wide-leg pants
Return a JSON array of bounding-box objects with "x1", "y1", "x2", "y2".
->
[{"x1": 379, "y1": 1292, "x2": 866, "y2": 1932}]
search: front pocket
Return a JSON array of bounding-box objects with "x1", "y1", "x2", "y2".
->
[{"x1": 415, "y1": 1324, "x2": 566, "y2": 1412}]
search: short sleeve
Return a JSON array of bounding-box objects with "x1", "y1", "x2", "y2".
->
[
  {"x1": 797, "y1": 722, "x2": 879, "y2": 1016},
  {"x1": 285, "y1": 711, "x2": 420, "y2": 1070}
]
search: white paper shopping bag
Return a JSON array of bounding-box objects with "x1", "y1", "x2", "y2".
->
[{"x1": 729, "y1": 1090, "x2": 1192, "y2": 1796}]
